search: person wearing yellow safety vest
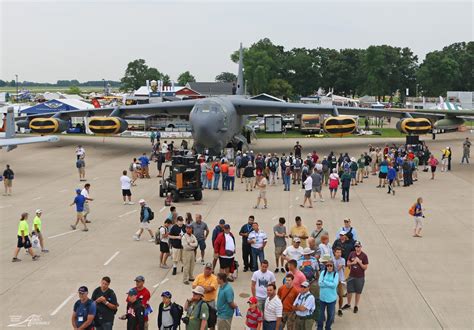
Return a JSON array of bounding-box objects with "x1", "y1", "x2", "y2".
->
[
  {"x1": 12, "y1": 212, "x2": 40, "y2": 262},
  {"x1": 33, "y1": 209, "x2": 49, "y2": 253}
]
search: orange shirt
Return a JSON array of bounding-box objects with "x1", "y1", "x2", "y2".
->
[
  {"x1": 221, "y1": 163, "x2": 229, "y2": 173},
  {"x1": 228, "y1": 166, "x2": 236, "y2": 177},
  {"x1": 206, "y1": 169, "x2": 214, "y2": 180},
  {"x1": 277, "y1": 285, "x2": 299, "y2": 313}
]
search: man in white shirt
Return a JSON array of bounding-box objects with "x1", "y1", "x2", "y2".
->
[
  {"x1": 120, "y1": 170, "x2": 134, "y2": 205},
  {"x1": 75, "y1": 145, "x2": 85, "y2": 160},
  {"x1": 293, "y1": 281, "x2": 316, "y2": 329},
  {"x1": 300, "y1": 175, "x2": 313, "y2": 208},
  {"x1": 80, "y1": 183, "x2": 94, "y2": 223},
  {"x1": 251, "y1": 260, "x2": 276, "y2": 314},
  {"x1": 282, "y1": 238, "x2": 304, "y2": 263},
  {"x1": 263, "y1": 283, "x2": 282, "y2": 330},
  {"x1": 248, "y1": 222, "x2": 268, "y2": 271}
]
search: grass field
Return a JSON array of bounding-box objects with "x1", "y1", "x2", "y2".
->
[{"x1": 256, "y1": 128, "x2": 405, "y2": 139}]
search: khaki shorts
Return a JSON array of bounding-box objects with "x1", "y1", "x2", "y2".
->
[
  {"x1": 78, "y1": 168, "x2": 85, "y2": 175},
  {"x1": 4, "y1": 179, "x2": 12, "y2": 187},
  {"x1": 337, "y1": 281, "x2": 345, "y2": 297},
  {"x1": 217, "y1": 318, "x2": 232, "y2": 330},
  {"x1": 172, "y1": 248, "x2": 183, "y2": 262},
  {"x1": 76, "y1": 211, "x2": 84, "y2": 217},
  {"x1": 414, "y1": 216, "x2": 423, "y2": 229},
  {"x1": 258, "y1": 190, "x2": 266, "y2": 199},
  {"x1": 83, "y1": 202, "x2": 90, "y2": 215},
  {"x1": 140, "y1": 221, "x2": 150, "y2": 230},
  {"x1": 275, "y1": 245, "x2": 286, "y2": 257}
]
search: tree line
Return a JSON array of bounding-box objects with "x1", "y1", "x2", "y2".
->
[{"x1": 0, "y1": 79, "x2": 121, "y2": 88}]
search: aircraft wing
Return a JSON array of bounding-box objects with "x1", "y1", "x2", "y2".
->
[
  {"x1": 0, "y1": 135, "x2": 59, "y2": 151},
  {"x1": 18, "y1": 99, "x2": 198, "y2": 120},
  {"x1": 231, "y1": 99, "x2": 449, "y2": 119}
]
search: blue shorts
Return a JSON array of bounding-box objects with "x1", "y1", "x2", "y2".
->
[
  {"x1": 198, "y1": 239, "x2": 206, "y2": 251},
  {"x1": 350, "y1": 172, "x2": 356, "y2": 179}
]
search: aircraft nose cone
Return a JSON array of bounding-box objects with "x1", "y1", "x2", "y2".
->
[{"x1": 193, "y1": 123, "x2": 218, "y2": 147}]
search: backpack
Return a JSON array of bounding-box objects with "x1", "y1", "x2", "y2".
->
[
  {"x1": 343, "y1": 227, "x2": 354, "y2": 240},
  {"x1": 300, "y1": 259, "x2": 316, "y2": 282},
  {"x1": 408, "y1": 204, "x2": 416, "y2": 216},
  {"x1": 146, "y1": 207, "x2": 154, "y2": 221},
  {"x1": 269, "y1": 160, "x2": 277, "y2": 172},
  {"x1": 285, "y1": 166, "x2": 291, "y2": 176},
  {"x1": 171, "y1": 302, "x2": 183, "y2": 325},
  {"x1": 294, "y1": 158, "x2": 302, "y2": 169},
  {"x1": 198, "y1": 301, "x2": 217, "y2": 328},
  {"x1": 300, "y1": 292, "x2": 319, "y2": 321},
  {"x1": 155, "y1": 226, "x2": 165, "y2": 245},
  {"x1": 213, "y1": 164, "x2": 220, "y2": 173}
]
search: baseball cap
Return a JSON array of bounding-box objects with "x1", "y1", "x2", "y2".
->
[
  {"x1": 186, "y1": 224, "x2": 193, "y2": 228},
  {"x1": 127, "y1": 288, "x2": 138, "y2": 296},
  {"x1": 343, "y1": 218, "x2": 350, "y2": 223},
  {"x1": 247, "y1": 296, "x2": 258, "y2": 304},
  {"x1": 354, "y1": 241, "x2": 362, "y2": 247},
  {"x1": 301, "y1": 281, "x2": 310, "y2": 288},
  {"x1": 320, "y1": 254, "x2": 331, "y2": 263},
  {"x1": 139, "y1": 199, "x2": 146, "y2": 204},
  {"x1": 192, "y1": 286, "x2": 205, "y2": 295},
  {"x1": 219, "y1": 219, "x2": 226, "y2": 225},
  {"x1": 293, "y1": 237, "x2": 301, "y2": 243},
  {"x1": 339, "y1": 230, "x2": 347, "y2": 236},
  {"x1": 204, "y1": 262, "x2": 213, "y2": 269},
  {"x1": 78, "y1": 286, "x2": 88, "y2": 293},
  {"x1": 134, "y1": 275, "x2": 145, "y2": 282},
  {"x1": 224, "y1": 224, "x2": 230, "y2": 229},
  {"x1": 161, "y1": 291, "x2": 172, "y2": 298},
  {"x1": 75, "y1": 189, "x2": 81, "y2": 193},
  {"x1": 35, "y1": 209, "x2": 42, "y2": 214}
]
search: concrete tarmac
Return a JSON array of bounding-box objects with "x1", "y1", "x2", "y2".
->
[{"x1": 0, "y1": 133, "x2": 472, "y2": 329}]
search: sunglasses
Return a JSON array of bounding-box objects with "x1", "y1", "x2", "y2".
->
[
  {"x1": 316, "y1": 223, "x2": 322, "y2": 225},
  {"x1": 326, "y1": 264, "x2": 334, "y2": 267}
]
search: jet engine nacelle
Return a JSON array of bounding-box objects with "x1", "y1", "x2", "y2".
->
[
  {"x1": 88, "y1": 117, "x2": 128, "y2": 135},
  {"x1": 322, "y1": 116, "x2": 357, "y2": 136},
  {"x1": 29, "y1": 117, "x2": 69, "y2": 134},
  {"x1": 396, "y1": 118, "x2": 432, "y2": 135},
  {"x1": 434, "y1": 117, "x2": 464, "y2": 130}
]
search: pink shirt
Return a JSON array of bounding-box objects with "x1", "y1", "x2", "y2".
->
[
  {"x1": 228, "y1": 166, "x2": 236, "y2": 177},
  {"x1": 291, "y1": 269, "x2": 307, "y2": 292}
]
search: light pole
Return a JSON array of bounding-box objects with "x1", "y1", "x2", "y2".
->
[
  {"x1": 15, "y1": 74, "x2": 18, "y2": 102},
  {"x1": 102, "y1": 79, "x2": 106, "y2": 95}
]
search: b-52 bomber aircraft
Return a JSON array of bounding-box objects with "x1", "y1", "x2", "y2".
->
[{"x1": 17, "y1": 44, "x2": 474, "y2": 155}]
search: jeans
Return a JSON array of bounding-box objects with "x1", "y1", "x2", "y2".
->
[
  {"x1": 242, "y1": 243, "x2": 253, "y2": 269},
  {"x1": 283, "y1": 175, "x2": 291, "y2": 191},
  {"x1": 228, "y1": 176, "x2": 235, "y2": 190},
  {"x1": 222, "y1": 173, "x2": 228, "y2": 190},
  {"x1": 207, "y1": 178, "x2": 212, "y2": 189},
  {"x1": 251, "y1": 247, "x2": 265, "y2": 271},
  {"x1": 263, "y1": 320, "x2": 277, "y2": 330},
  {"x1": 213, "y1": 173, "x2": 220, "y2": 189},
  {"x1": 201, "y1": 172, "x2": 207, "y2": 188},
  {"x1": 317, "y1": 300, "x2": 336, "y2": 330},
  {"x1": 342, "y1": 187, "x2": 349, "y2": 202},
  {"x1": 95, "y1": 322, "x2": 114, "y2": 330}
]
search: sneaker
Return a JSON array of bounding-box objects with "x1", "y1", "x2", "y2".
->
[
  {"x1": 253, "y1": 206, "x2": 258, "y2": 209},
  {"x1": 189, "y1": 278, "x2": 195, "y2": 281},
  {"x1": 123, "y1": 202, "x2": 128, "y2": 205},
  {"x1": 70, "y1": 225, "x2": 76, "y2": 230},
  {"x1": 41, "y1": 249, "x2": 49, "y2": 253},
  {"x1": 263, "y1": 205, "x2": 268, "y2": 209},
  {"x1": 275, "y1": 268, "x2": 279, "y2": 273},
  {"x1": 148, "y1": 239, "x2": 154, "y2": 242},
  {"x1": 127, "y1": 202, "x2": 135, "y2": 205},
  {"x1": 183, "y1": 281, "x2": 189, "y2": 285},
  {"x1": 133, "y1": 235, "x2": 140, "y2": 241},
  {"x1": 353, "y1": 306, "x2": 358, "y2": 313},
  {"x1": 160, "y1": 264, "x2": 170, "y2": 269},
  {"x1": 32, "y1": 255, "x2": 40, "y2": 261},
  {"x1": 341, "y1": 304, "x2": 351, "y2": 310},
  {"x1": 12, "y1": 257, "x2": 21, "y2": 262},
  {"x1": 172, "y1": 268, "x2": 177, "y2": 275},
  {"x1": 82, "y1": 228, "x2": 89, "y2": 232},
  {"x1": 280, "y1": 267, "x2": 285, "y2": 273},
  {"x1": 338, "y1": 309, "x2": 343, "y2": 317},
  {"x1": 85, "y1": 220, "x2": 91, "y2": 223},
  {"x1": 320, "y1": 199, "x2": 325, "y2": 202}
]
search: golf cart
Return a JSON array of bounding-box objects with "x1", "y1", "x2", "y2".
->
[{"x1": 159, "y1": 155, "x2": 203, "y2": 202}]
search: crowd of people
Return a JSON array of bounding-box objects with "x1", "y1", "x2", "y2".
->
[{"x1": 5, "y1": 135, "x2": 471, "y2": 330}]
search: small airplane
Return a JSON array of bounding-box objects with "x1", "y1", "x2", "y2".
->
[
  {"x1": 16, "y1": 44, "x2": 474, "y2": 155},
  {"x1": 0, "y1": 108, "x2": 59, "y2": 151}
]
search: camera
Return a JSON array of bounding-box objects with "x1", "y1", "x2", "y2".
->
[{"x1": 182, "y1": 316, "x2": 190, "y2": 325}]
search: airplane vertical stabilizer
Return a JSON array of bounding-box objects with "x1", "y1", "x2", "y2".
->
[
  {"x1": 4, "y1": 108, "x2": 15, "y2": 138},
  {"x1": 236, "y1": 43, "x2": 244, "y2": 96}
]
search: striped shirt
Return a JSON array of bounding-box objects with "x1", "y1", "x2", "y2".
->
[
  {"x1": 245, "y1": 307, "x2": 263, "y2": 329},
  {"x1": 263, "y1": 296, "x2": 283, "y2": 321}
]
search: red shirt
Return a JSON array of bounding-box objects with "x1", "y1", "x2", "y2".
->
[
  {"x1": 245, "y1": 307, "x2": 263, "y2": 329},
  {"x1": 127, "y1": 287, "x2": 151, "y2": 321}
]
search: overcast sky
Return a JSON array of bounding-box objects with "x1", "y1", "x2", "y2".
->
[{"x1": 1, "y1": 0, "x2": 472, "y2": 83}]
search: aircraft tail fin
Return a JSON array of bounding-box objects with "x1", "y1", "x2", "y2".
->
[
  {"x1": 236, "y1": 43, "x2": 244, "y2": 96},
  {"x1": 1, "y1": 108, "x2": 15, "y2": 139}
]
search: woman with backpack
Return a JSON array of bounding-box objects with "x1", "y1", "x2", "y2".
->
[
  {"x1": 410, "y1": 197, "x2": 425, "y2": 238},
  {"x1": 318, "y1": 260, "x2": 339, "y2": 330}
]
